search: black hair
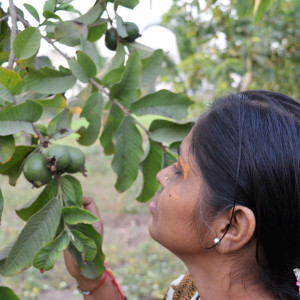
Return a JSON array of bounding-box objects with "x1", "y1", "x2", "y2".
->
[{"x1": 191, "y1": 90, "x2": 300, "y2": 299}]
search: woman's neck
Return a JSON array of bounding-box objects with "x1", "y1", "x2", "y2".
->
[{"x1": 180, "y1": 252, "x2": 275, "y2": 300}]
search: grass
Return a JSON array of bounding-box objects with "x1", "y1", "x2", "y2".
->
[{"x1": 0, "y1": 138, "x2": 186, "y2": 300}]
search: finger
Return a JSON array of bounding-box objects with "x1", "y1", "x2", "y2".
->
[
  {"x1": 82, "y1": 196, "x2": 100, "y2": 218},
  {"x1": 82, "y1": 195, "x2": 103, "y2": 235}
]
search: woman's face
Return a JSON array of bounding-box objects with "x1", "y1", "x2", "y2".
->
[{"x1": 148, "y1": 131, "x2": 208, "y2": 256}]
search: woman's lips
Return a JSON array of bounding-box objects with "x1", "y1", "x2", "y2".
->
[
  {"x1": 149, "y1": 201, "x2": 157, "y2": 214},
  {"x1": 149, "y1": 191, "x2": 160, "y2": 214}
]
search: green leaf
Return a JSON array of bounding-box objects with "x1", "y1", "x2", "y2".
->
[
  {"x1": 47, "y1": 107, "x2": 72, "y2": 138},
  {"x1": 0, "y1": 100, "x2": 42, "y2": 122},
  {"x1": 254, "y1": 0, "x2": 273, "y2": 22},
  {"x1": 16, "y1": 179, "x2": 58, "y2": 221},
  {"x1": 2, "y1": 197, "x2": 62, "y2": 276},
  {"x1": 102, "y1": 43, "x2": 126, "y2": 75},
  {"x1": 115, "y1": 13, "x2": 127, "y2": 38},
  {"x1": 63, "y1": 207, "x2": 99, "y2": 225},
  {"x1": 236, "y1": 0, "x2": 253, "y2": 18},
  {"x1": 68, "y1": 51, "x2": 97, "y2": 83},
  {"x1": 109, "y1": 51, "x2": 142, "y2": 107},
  {"x1": 13, "y1": 27, "x2": 41, "y2": 60},
  {"x1": 118, "y1": 0, "x2": 139, "y2": 9},
  {"x1": 81, "y1": 38, "x2": 100, "y2": 65},
  {"x1": 25, "y1": 66, "x2": 76, "y2": 94},
  {"x1": 87, "y1": 20, "x2": 107, "y2": 42},
  {"x1": 0, "y1": 188, "x2": 3, "y2": 224},
  {"x1": 131, "y1": 90, "x2": 193, "y2": 120},
  {"x1": 54, "y1": 21, "x2": 88, "y2": 46},
  {"x1": 137, "y1": 138, "x2": 162, "y2": 202},
  {"x1": 60, "y1": 175, "x2": 83, "y2": 207},
  {"x1": 44, "y1": 0, "x2": 56, "y2": 13},
  {"x1": 112, "y1": 116, "x2": 144, "y2": 192},
  {"x1": 77, "y1": 92, "x2": 104, "y2": 146},
  {"x1": 149, "y1": 120, "x2": 194, "y2": 144},
  {"x1": 68, "y1": 224, "x2": 105, "y2": 279},
  {"x1": 101, "y1": 67, "x2": 124, "y2": 86},
  {"x1": 0, "y1": 67, "x2": 23, "y2": 95},
  {"x1": 35, "y1": 94, "x2": 66, "y2": 119},
  {"x1": 0, "y1": 241, "x2": 15, "y2": 272},
  {"x1": 0, "y1": 83, "x2": 14, "y2": 103},
  {"x1": 0, "y1": 287, "x2": 19, "y2": 300},
  {"x1": 0, "y1": 146, "x2": 34, "y2": 185},
  {"x1": 74, "y1": 3, "x2": 104, "y2": 26},
  {"x1": 33, "y1": 231, "x2": 70, "y2": 271},
  {"x1": 0, "y1": 122, "x2": 36, "y2": 136},
  {"x1": 127, "y1": 42, "x2": 154, "y2": 59},
  {"x1": 0, "y1": 135, "x2": 15, "y2": 164},
  {"x1": 0, "y1": 101, "x2": 43, "y2": 136},
  {"x1": 140, "y1": 49, "x2": 163, "y2": 87},
  {"x1": 162, "y1": 149, "x2": 177, "y2": 168},
  {"x1": 24, "y1": 4, "x2": 40, "y2": 23},
  {"x1": 43, "y1": 11, "x2": 62, "y2": 21},
  {"x1": 100, "y1": 103, "x2": 124, "y2": 155},
  {"x1": 70, "y1": 229, "x2": 97, "y2": 261}
]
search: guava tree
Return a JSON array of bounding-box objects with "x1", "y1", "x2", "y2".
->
[{"x1": 0, "y1": 0, "x2": 193, "y2": 298}]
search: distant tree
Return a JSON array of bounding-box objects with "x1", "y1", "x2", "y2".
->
[{"x1": 161, "y1": 0, "x2": 300, "y2": 100}]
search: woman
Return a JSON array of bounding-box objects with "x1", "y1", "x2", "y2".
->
[{"x1": 64, "y1": 90, "x2": 300, "y2": 299}]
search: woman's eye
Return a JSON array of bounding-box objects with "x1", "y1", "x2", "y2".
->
[{"x1": 172, "y1": 164, "x2": 181, "y2": 175}]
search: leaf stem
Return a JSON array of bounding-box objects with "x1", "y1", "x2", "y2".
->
[
  {"x1": 8, "y1": 0, "x2": 17, "y2": 70},
  {"x1": 32, "y1": 124, "x2": 48, "y2": 147},
  {"x1": 89, "y1": 78, "x2": 151, "y2": 136},
  {"x1": 101, "y1": 0, "x2": 113, "y2": 25}
]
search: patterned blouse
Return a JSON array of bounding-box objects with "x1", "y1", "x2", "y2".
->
[{"x1": 163, "y1": 273, "x2": 200, "y2": 300}]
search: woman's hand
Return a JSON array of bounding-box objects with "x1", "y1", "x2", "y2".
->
[{"x1": 63, "y1": 196, "x2": 103, "y2": 280}]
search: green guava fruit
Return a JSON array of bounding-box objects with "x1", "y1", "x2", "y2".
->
[
  {"x1": 124, "y1": 22, "x2": 140, "y2": 42},
  {"x1": 23, "y1": 152, "x2": 52, "y2": 187},
  {"x1": 105, "y1": 28, "x2": 118, "y2": 51},
  {"x1": 46, "y1": 145, "x2": 70, "y2": 171},
  {"x1": 65, "y1": 146, "x2": 86, "y2": 173}
]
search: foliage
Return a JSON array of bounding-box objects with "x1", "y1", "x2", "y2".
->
[
  {"x1": 161, "y1": 0, "x2": 300, "y2": 100},
  {"x1": 0, "y1": 0, "x2": 193, "y2": 296}
]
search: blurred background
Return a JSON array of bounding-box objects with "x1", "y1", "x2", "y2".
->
[{"x1": 1, "y1": 0, "x2": 300, "y2": 299}]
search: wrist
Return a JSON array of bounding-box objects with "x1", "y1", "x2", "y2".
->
[{"x1": 76, "y1": 271, "x2": 107, "y2": 293}]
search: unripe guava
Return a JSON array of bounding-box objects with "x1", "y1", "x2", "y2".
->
[
  {"x1": 46, "y1": 145, "x2": 70, "y2": 171},
  {"x1": 23, "y1": 152, "x2": 52, "y2": 187},
  {"x1": 65, "y1": 146, "x2": 86, "y2": 173},
  {"x1": 124, "y1": 22, "x2": 140, "y2": 42},
  {"x1": 105, "y1": 29, "x2": 118, "y2": 51}
]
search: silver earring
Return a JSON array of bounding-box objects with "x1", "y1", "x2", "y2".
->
[
  {"x1": 214, "y1": 238, "x2": 220, "y2": 245},
  {"x1": 164, "y1": 176, "x2": 169, "y2": 181}
]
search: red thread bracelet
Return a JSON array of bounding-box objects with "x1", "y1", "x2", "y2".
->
[
  {"x1": 76, "y1": 271, "x2": 108, "y2": 295},
  {"x1": 76, "y1": 269, "x2": 125, "y2": 299}
]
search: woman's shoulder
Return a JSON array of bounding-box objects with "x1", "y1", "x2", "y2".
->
[{"x1": 163, "y1": 273, "x2": 200, "y2": 300}]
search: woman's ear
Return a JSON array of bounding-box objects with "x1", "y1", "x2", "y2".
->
[{"x1": 213, "y1": 205, "x2": 256, "y2": 254}]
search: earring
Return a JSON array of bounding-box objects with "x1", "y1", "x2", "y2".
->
[
  {"x1": 164, "y1": 176, "x2": 169, "y2": 181},
  {"x1": 213, "y1": 238, "x2": 220, "y2": 245}
]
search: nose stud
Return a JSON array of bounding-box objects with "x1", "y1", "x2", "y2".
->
[{"x1": 164, "y1": 176, "x2": 169, "y2": 181}]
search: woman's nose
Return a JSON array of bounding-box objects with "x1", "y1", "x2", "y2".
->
[{"x1": 156, "y1": 167, "x2": 170, "y2": 187}]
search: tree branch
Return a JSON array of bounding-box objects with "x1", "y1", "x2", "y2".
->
[
  {"x1": 89, "y1": 78, "x2": 150, "y2": 136},
  {"x1": 0, "y1": 15, "x2": 8, "y2": 22},
  {"x1": 8, "y1": 0, "x2": 17, "y2": 69}
]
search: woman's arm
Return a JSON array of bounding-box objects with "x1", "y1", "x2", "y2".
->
[{"x1": 63, "y1": 196, "x2": 123, "y2": 300}]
